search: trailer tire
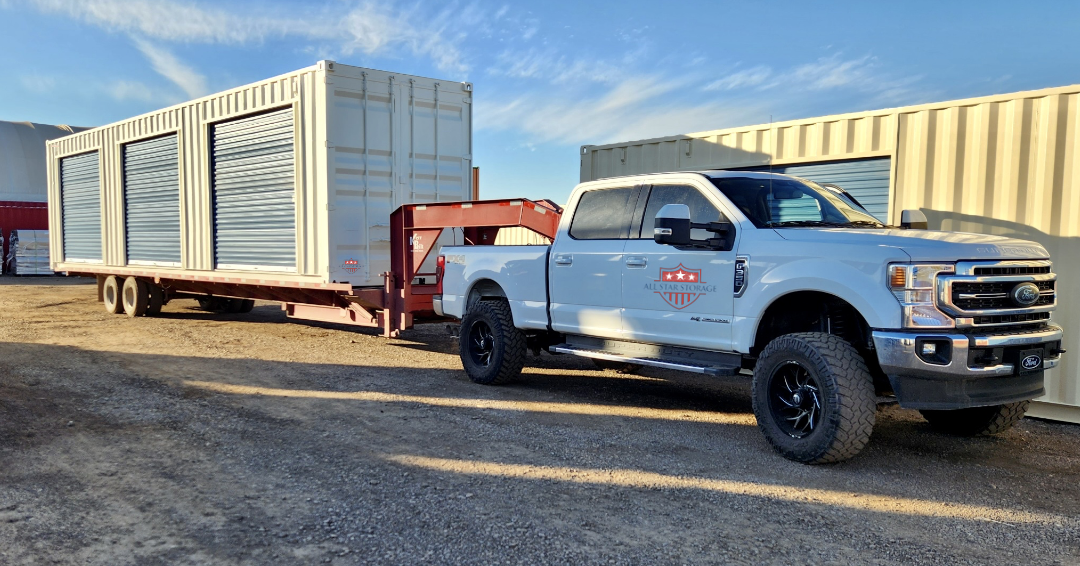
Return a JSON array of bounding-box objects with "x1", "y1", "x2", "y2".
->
[
  {"x1": 102, "y1": 276, "x2": 124, "y2": 315},
  {"x1": 121, "y1": 277, "x2": 149, "y2": 317},
  {"x1": 920, "y1": 401, "x2": 1029, "y2": 436},
  {"x1": 236, "y1": 299, "x2": 255, "y2": 313},
  {"x1": 752, "y1": 332, "x2": 876, "y2": 464},
  {"x1": 147, "y1": 284, "x2": 164, "y2": 316},
  {"x1": 197, "y1": 296, "x2": 219, "y2": 311},
  {"x1": 459, "y1": 299, "x2": 526, "y2": 385}
]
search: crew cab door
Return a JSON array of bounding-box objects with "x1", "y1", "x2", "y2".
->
[
  {"x1": 548, "y1": 185, "x2": 637, "y2": 339},
  {"x1": 621, "y1": 183, "x2": 737, "y2": 351}
]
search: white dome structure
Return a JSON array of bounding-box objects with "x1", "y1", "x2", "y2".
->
[{"x1": 0, "y1": 121, "x2": 86, "y2": 203}]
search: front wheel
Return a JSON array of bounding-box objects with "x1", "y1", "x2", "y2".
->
[
  {"x1": 459, "y1": 300, "x2": 526, "y2": 385},
  {"x1": 920, "y1": 401, "x2": 1029, "y2": 436},
  {"x1": 752, "y1": 332, "x2": 877, "y2": 464}
]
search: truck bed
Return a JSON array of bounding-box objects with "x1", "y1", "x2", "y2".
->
[{"x1": 440, "y1": 245, "x2": 550, "y2": 330}]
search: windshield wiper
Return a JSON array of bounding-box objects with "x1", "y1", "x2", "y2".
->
[{"x1": 767, "y1": 220, "x2": 887, "y2": 228}]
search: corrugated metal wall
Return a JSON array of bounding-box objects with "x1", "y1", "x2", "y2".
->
[
  {"x1": 891, "y1": 88, "x2": 1080, "y2": 420},
  {"x1": 123, "y1": 135, "x2": 181, "y2": 265},
  {"x1": 581, "y1": 83, "x2": 1080, "y2": 422},
  {"x1": 0, "y1": 201, "x2": 48, "y2": 273},
  {"x1": 741, "y1": 158, "x2": 892, "y2": 221}
]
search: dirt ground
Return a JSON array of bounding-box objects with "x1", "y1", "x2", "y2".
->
[{"x1": 0, "y1": 278, "x2": 1078, "y2": 565}]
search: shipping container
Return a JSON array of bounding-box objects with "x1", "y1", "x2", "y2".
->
[
  {"x1": 47, "y1": 60, "x2": 474, "y2": 287},
  {"x1": 579, "y1": 83, "x2": 1080, "y2": 423}
]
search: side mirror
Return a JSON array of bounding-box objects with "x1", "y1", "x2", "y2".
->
[
  {"x1": 653, "y1": 204, "x2": 691, "y2": 246},
  {"x1": 900, "y1": 209, "x2": 928, "y2": 230}
]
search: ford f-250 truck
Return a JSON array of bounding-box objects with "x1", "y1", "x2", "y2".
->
[{"x1": 433, "y1": 171, "x2": 1065, "y2": 463}]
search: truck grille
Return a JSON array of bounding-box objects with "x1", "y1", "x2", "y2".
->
[
  {"x1": 952, "y1": 280, "x2": 1055, "y2": 310},
  {"x1": 937, "y1": 260, "x2": 1055, "y2": 328}
]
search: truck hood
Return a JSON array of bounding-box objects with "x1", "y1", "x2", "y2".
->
[{"x1": 773, "y1": 228, "x2": 1049, "y2": 262}]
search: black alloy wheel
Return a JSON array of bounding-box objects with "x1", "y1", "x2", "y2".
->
[
  {"x1": 768, "y1": 360, "x2": 823, "y2": 438},
  {"x1": 468, "y1": 319, "x2": 496, "y2": 368}
]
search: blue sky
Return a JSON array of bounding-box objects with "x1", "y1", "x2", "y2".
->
[{"x1": 1, "y1": 0, "x2": 1078, "y2": 203}]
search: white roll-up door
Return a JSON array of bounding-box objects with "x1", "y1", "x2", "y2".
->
[
  {"x1": 60, "y1": 152, "x2": 102, "y2": 262},
  {"x1": 756, "y1": 158, "x2": 892, "y2": 221},
  {"x1": 123, "y1": 135, "x2": 180, "y2": 265},
  {"x1": 211, "y1": 108, "x2": 296, "y2": 271}
]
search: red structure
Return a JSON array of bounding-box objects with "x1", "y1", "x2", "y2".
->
[
  {"x1": 65, "y1": 198, "x2": 562, "y2": 337},
  {"x1": 0, "y1": 201, "x2": 48, "y2": 271}
]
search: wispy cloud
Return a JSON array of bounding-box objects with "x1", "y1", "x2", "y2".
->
[
  {"x1": 704, "y1": 66, "x2": 772, "y2": 91},
  {"x1": 105, "y1": 80, "x2": 158, "y2": 103},
  {"x1": 20, "y1": 74, "x2": 57, "y2": 93},
  {"x1": 24, "y1": 0, "x2": 476, "y2": 74},
  {"x1": 132, "y1": 38, "x2": 208, "y2": 99}
]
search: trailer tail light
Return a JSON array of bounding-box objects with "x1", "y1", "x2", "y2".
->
[{"x1": 436, "y1": 254, "x2": 445, "y2": 295}]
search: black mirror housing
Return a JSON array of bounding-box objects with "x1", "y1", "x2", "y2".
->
[{"x1": 653, "y1": 204, "x2": 691, "y2": 246}]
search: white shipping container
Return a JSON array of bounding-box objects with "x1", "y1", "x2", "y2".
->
[{"x1": 47, "y1": 61, "x2": 473, "y2": 287}]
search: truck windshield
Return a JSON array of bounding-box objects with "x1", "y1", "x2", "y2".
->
[{"x1": 708, "y1": 176, "x2": 885, "y2": 228}]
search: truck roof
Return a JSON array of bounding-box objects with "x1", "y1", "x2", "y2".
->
[{"x1": 589, "y1": 169, "x2": 794, "y2": 183}]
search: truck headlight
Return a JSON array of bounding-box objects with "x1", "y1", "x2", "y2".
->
[{"x1": 888, "y1": 263, "x2": 955, "y2": 328}]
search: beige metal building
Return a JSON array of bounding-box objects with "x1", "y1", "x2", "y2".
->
[{"x1": 580, "y1": 84, "x2": 1080, "y2": 423}]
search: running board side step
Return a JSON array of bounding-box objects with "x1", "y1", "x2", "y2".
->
[{"x1": 549, "y1": 344, "x2": 739, "y2": 376}]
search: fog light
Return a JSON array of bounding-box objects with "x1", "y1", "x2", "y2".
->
[
  {"x1": 921, "y1": 343, "x2": 937, "y2": 356},
  {"x1": 915, "y1": 338, "x2": 952, "y2": 365}
]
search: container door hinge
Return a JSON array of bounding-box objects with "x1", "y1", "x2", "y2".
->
[
  {"x1": 462, "y1": 154, "x2": 472, "y2": 161},
  {"x1": 463, "y1": 97, "x2": 472, "y2": 104},
  {"x1": 325, "y1": 141, "x2": 335, "y2": 148}
]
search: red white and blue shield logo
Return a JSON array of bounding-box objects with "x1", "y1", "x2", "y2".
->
[{"x1": 655, "y1": 264, "x2": 706, "y2": 309}]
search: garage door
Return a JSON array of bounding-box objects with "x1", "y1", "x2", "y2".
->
[
  {"x1": 123, "y1": 135, "x2": 180, "y2": 266},
  {"x1": 744, "y1": 158, "x2": 891, "y2": 221},
  {"x1": 60, "y1": 151, "x2": 102, "y2": 262},
  {"x1": 211, "y1": 108, "x2": 296, "y2": 271}
]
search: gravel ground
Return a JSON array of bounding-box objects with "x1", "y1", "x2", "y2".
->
[{"x1": 1, "y1": 277, "x2": 1078, "y2": 565}]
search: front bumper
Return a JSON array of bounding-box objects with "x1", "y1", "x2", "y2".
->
[{"x1": 872, "y1": 325, "x2": 1063, "y2": 410}]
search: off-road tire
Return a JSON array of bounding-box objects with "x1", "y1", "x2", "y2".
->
[
  {"x1": 592, "y1": 359, "x2": 643, "y2": 374},
  {"x1": 920, "y1": 401, "x2": 1030, "y2": 436},
  {"x1": 121, "y1": 277, "x2": 149, "y2": 318},
  {"x1": 752, "y1": 332, "x2": 876, "y2": 464},
  {"x1": 102, "y1": 275, "x2": 124, "y2": 315},
  {"x1": 459, "y1": 299, "x2": 526, "y2": 385},
  {"x1": 146, "y1": 284, "x2": 164, "y2": 316}
]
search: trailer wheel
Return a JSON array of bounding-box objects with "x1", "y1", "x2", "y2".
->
[
  {"x1": 459, "y1": 299, "x2": 526, "y2": 385},
  {"x1": 102, "y1": 276, "x2": 124, "y2": 315},
  {"x1": 235, "y1": 299, "x2": 255, "y2": 313},
  {"x1": 121, "y1": 277, "x2": 149, "y2": 317},
  {"x1": 146, "y1": 284, "x2": 164, "y2": 316},
  {"x1": 752, "y1": 332, "x2": 876, "y2": 464},
  {"x1": 197, "y1": 296, "x2": 218, "y2": 311},
  {"x1": 920, "y1": 401, "x2": 1029, "y2": 436}
]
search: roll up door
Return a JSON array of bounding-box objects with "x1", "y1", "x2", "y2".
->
[
  {"x1": 744, "y1": 158, "x2": 891, "y2": 221},
  {"x1": 211, "y1": 108, "x2": 296, "y2": 271},
  {"x1": 59, "y1": 152, "x2": 102, "y2": 262},
  {"x1": 123, "y1": 135, "x2": 180, "y2": 265}
]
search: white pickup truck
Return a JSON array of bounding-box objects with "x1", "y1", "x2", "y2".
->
[{"x1": 433, "y1": 171, "x2": 1064, "y2": 463}]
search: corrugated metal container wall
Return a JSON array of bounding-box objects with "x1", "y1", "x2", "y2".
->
[
  {"x1": 47, "y1": 61, "x2": 473, "y2": 287},
  {"x1": 59, "y1": 151, "x2": 103, "y2": 262},
  {"x1": 891, "y1": 87, "x2": 1080, "y2": 422},
  {"x1": 579, "y1": 84, "x2": 1080, "y2": 422},
  {"x1": 0, "y1": 201, "x2": 48, "y2": 272}
]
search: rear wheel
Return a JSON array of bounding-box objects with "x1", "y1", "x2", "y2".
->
[
  {"x1": 459, "y1": 300, "x2": 526, "y2": 385},
  {"x1": 121, "y1": 277, "x2": 149, "y2": 317},
  {"x1": 920, "y1": 401, "x2": 1029, "y2": 436},
  {"x1": 102, "y1": 276, "x2": 124, "y2": 315},
  {"x1": 752, "y1": 332, "x2": 876, "y2": 464},
  {"x1": 235, "y1": 299, "x2": 255, "y2": 313}
]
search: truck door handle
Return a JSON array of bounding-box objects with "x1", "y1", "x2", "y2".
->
[
  {"x1": 554, "y1": 253, "x2": 573, "y2": 266},
  {"x1": 625, "y1": 256, "x2": 647, "y2": 268}
]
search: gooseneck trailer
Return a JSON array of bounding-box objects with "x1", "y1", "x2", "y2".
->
[{"x1": 46, "y1": 60, "x2": 559, "y2": 334}]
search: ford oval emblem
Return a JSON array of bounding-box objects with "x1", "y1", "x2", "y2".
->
[
  {"x1": 1011, "y1": 282, "x2": 1041, "y2": 307},
  {"x1": 1021, "y1": 354, "x2": 1042, "y2": 371}
]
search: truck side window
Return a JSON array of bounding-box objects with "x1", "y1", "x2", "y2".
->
[
  {"x1": 569, "y1": 187, "x2": 635, "y2": 239},
  {"x1": 639, "y1": 185, "x2": 725, "y2": 240}
]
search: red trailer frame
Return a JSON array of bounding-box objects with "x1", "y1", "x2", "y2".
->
[{"x1": 69, "y1": 198, "x2": 562, "y2": 337}]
